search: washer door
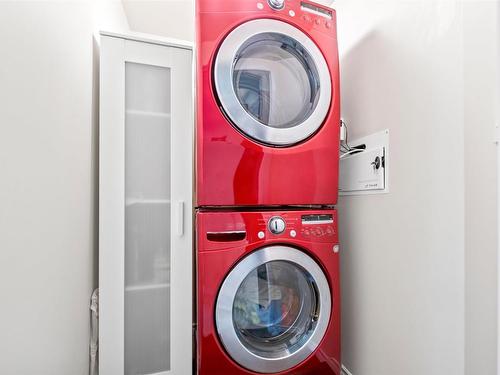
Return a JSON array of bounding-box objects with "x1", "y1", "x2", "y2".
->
[
  {"x1": 216, "y1": 246, "x2": 331, "y2": 373},
  {"x1": 214, "y1": 19, "x2": 332, "y2": 146}
]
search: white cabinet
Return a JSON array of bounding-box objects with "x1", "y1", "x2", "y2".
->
[{"x1": 99, "y1": 32, "x2": 193, "y2": 375}]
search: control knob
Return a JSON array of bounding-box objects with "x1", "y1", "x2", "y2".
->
[
  {"x1": 268, "y1": 216, "x2": 286, "y2": 234},
  {"x1": 268, "y1": 0, "x2": 285, "y2": 10}
]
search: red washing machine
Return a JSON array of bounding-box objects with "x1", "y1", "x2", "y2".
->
[
  {"x1": 196, "y1": 0, "x2": 341, "y2": 207},
  {"x1": 196, "y1": 209, "x2": 341, "y2": 374}
]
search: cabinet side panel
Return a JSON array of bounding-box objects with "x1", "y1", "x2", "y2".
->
[
  {"x1": 169, "y1": 47, "x2": 194, "y2": 375},
  {"x1": 99, "y1": 35, "x2": 126, "y2": 375}
]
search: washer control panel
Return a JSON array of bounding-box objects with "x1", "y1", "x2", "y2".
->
[{"x1": 200, "y1": 210, "x2": 337, "y2": 249}]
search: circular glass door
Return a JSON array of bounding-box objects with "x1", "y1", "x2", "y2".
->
[
  {"x1": 216, "y1": 246, "x2": 331, "y2": 373},
  {"x1": 214, "y1": 19, "x2": 332, "y2": 146}
]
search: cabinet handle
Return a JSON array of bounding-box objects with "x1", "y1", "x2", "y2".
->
[{"x1": 177, "y1": 201, "x2": 184, "y2": 237}]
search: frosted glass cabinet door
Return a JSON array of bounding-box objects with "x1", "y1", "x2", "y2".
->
[{"x1": 99, "y1": 33, "x2": 193, "y2": 375}]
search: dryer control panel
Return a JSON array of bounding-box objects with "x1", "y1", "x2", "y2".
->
[
  {"x1": 199, "y1": 0, "x2": 337, "y2": 36},
  {"x1": 255, "y1": 0, "x2": 335, "y2": 35}
]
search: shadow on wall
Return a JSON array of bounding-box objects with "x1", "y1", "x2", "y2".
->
[
  {"x1": 339, "y1": 30, "x2": 408, "y2": 139},
  {"x1": 122, "y1": 0, "x2": 194, "y2": 42},
  {"x1": 92, "y1": 36, "x2": 100, "y2": 289},
  {"x1": 337, "y1": 31, "x2": 388, "y2": 375},
  {"x1": 339, "y1": 30, "x2": 382, "y2": 139}
]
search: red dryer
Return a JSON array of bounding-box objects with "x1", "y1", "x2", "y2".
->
[
  {"x1": 196, "y1": 0, "x2": 341, "y2": 207},
  {"x1": 197, "y1": 209, "x2": 341, "y2": 374}
]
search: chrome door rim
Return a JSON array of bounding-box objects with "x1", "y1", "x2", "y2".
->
[
  {"x1": 215, "y1": 246, "x2": 332, "y2": 373},
  {"x1": 214, "y1": 19, "x2": 332, "y2": 146}
]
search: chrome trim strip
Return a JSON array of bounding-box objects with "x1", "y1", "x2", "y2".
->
[
  {"x1": 302, "y1": 219, "x2": 334, "y2": 225},
  {"x1": 215, "y1": 246, "x2": 332, "y2": 373},
  {"x1": 100, "y1": 30, "x2": 193, "y2": 50},
  {"x1": 206, "y1": 231, "x2": 246, "y2": 235},
  {"x1": 214, "y1": 19, "x2": 332, "y2": 146}
]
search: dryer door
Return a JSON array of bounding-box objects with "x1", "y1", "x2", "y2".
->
[
  {"x1": 214, "y1": 19, "x2": 332, "y2": 146},
  {"x1": 216, "y1": 246, "x2": 331, "y2": 373}
]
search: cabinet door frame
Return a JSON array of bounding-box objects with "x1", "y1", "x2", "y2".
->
[{"x1": 99, "y1": 33, "x2": 193, "y2": 375}]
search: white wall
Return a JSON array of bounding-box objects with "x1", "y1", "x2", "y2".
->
[
  {"x1": 0, "y1": 2, "x2": 128, "y2": 374},
  {"x1": 335, "y1": 1, "x2": 498, "y2": 374},
  {"x1": 463, "y1": 2, "x2": 498, "y2": 375},
  {"x1": 122, "y1": 0, "x2": 194, "y2": 42},
  {"x1": 335, "y1": 1, "x2": 465, "y2": 374}
]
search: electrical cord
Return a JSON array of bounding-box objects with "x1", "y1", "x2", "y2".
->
[
  {"x1": 340, "y1": 119, "x2": 353, "y2": 152},
  {"x1": 340, "y1": 149, "x2": 364, "y2": 159},
  {"x1": 340, "y1": 119, "x2": 366, "y2": 158}
]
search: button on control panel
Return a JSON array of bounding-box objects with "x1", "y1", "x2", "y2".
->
[
  {"x1": 299, "y1": 2, "x2": 334, "y2": 32},
  {"x1": 300, "y1": 214, "x2": 335, "y2": 239},
  {"x1": 300, "y1": 225, "x2": 335, "y2": 238}
]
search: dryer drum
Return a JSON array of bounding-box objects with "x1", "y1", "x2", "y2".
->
[{"x1": 214, "y1": 19, "x2": 332, "y2": 146}]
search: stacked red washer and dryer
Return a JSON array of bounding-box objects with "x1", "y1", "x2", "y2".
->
[{"x1": 195, "y1": 0, "x2": 341, "y2": 374}]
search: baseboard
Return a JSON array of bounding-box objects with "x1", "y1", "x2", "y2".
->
[{"x1": 342, "y1": 364, "x2": 354, "y2": 375}]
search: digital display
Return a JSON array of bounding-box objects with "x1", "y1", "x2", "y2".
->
[
  {"x1": 300, "y1": 2, "x2": 333, "y2": 19},
  {"x1": 301, "y1": 214, "x2": 333, "y2": 224}
]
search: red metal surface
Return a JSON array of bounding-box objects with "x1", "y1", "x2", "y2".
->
[
  {"x1": 196, "y1": 0, "x2": 341, "y2": 207},
  {"x1": 196, "y1": 209, "x2": 341, "y2": 375}
]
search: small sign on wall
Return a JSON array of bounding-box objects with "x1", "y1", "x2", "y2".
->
[{"x1": 339, "y1": 129, "x2": 389, "y2": 195}]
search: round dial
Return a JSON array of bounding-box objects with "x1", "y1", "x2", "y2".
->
[
  {"x1": 268, "y1": 0, "x2": 285, "y2": 10},
  {"x1": 268, "y1": 216, "x2": 286, "y2": 234}
]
